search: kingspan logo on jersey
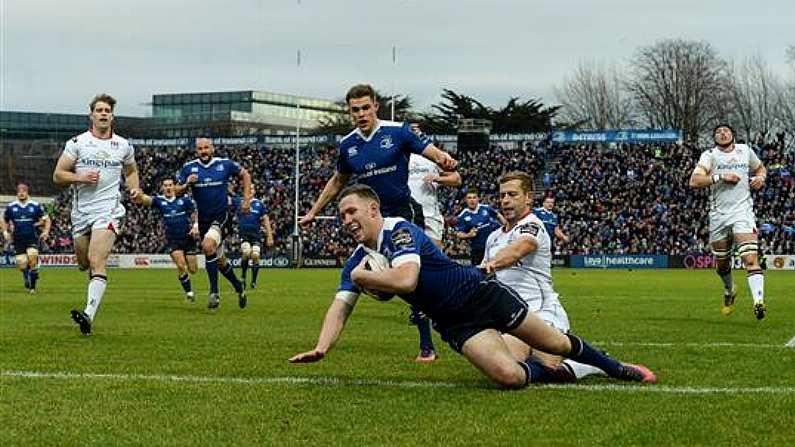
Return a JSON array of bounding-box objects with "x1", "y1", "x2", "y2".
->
[
  {"x1": 81, "y1": 150, "x2": 122, "y2": 168},
  {"x1": 380, "y1": 135, "x2": 394, "y2": 149}
]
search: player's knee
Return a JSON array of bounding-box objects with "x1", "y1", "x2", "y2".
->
[
  {"x1": 491, "y1": 363, "x2": 527, "y2": 389},
  {"x1": 240, "y1": 242, "x2": 251, "y2": 258},
  {"x1": 15, "y1": 255, "x2": 28, "y2": 270},
  {"x1": 252, "y1": 245, "x2": 261, "y2": 259},
  {"x1": 736, "y1": 241, "x2": 758, "y2": 260},
  {"x1": 187, "y1": 262, "x2": 198, "y2": 274}
]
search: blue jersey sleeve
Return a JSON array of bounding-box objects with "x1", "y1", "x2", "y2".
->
[
  {"x1": 33, "y1": 204, "x2": 45, "y2": 221},
  {"x1": 454, "y1": 212, "x2": 470, "y2": 232},
  {"x1": 3, "y1": 207, "x2": 11, "y2": 222},
  {"x1": 337, "y1": 249, "x2": 366, "y2": 293},
  {"x1": 226, "y1": 159, "x2": 242, "y2": 178},
  {"x1": 400, "y1": 122, "x2": 431, "y2": 155},
  {"x1": 487, "y1": 206, "x2": 499, "y2": 220},
  {"x1": 176, "y1": 165, "x2": 188, "y2": 184},
  {"x1": 336, "y1": 145, "x2": 352, "y2": 174},
  {"x1": 388, "y1": 222, "x2": 423, "y2": 266},
  {"x1": 151, "y1": 197, "x2": 165, "y2": 214},
  {"x1": 185, "y1": 197, "x2": 196, "y2": 214}
]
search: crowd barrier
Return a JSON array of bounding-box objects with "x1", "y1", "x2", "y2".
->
[{"x1": 1, "y1": 253, "x2": 793, "y2": 270}]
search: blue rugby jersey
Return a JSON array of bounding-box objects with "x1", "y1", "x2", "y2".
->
[
  {"x1": 533, "y1": 207, "x2": 559, "y2": 239},
  {"x1": 176, "y1": 157, "x2": 241, "y2": 222},
  {"x1": 337, "y1": 218, "x2": 486, "y2": 317},
  {"x1": 151, "y1": 195, "x2": 195, "y2": 242},
  {"x1": 455, "y1": 204, "x2": 501, "y2": 249},
  {"x1": 336, "y1": 121, "x2": 432, "y2": 216},
  {"x1": 231, "y1": 195, "x2": 268, "y2": 237},
  {"x1": 4, "y1": 200, "x2": 45, "y2": 239}
]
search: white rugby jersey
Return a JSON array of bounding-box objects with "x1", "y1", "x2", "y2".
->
[
  {"x1": 407, "y1": 154, "x2": 442, "y2": 219},
  {"x1": 696, "y1": 143, "x2": 761, "y2": 216},
  {"x1": 484, "y1": 212, "x2": 554, "y2": 304},
  {"x1": 62, "y1": 130, "x2": 135, "y2": 220}
]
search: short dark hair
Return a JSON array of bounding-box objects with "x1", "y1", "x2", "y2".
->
[
  {"x1": 499, "y1": 171, "x2": 534, "y2": 195},
  {"x1": 345, "y1": 84, "x2": 376, "y2": 103},
  {"x1": 466, "y1": 188, "x2": 480, "y2": 196},
  {"x1": 90, "y1": 93, "x2": 117, "y2": 112},
  {"x1": 339, "y1": 184, "x2": 381, "y2": 206},
  {"x1": 160, "y1": 176, "x2": 175, "y2": 185},
  {"x1": 16, "y1": 181, "x2": 29, "y2": 190}
]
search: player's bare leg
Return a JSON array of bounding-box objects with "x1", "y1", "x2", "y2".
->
[
  {"x1": 711, "y1": 238, "x2": 736, "y2": 316},
  {"x1": 250, "y1": 246, "x2": 262, "y2": 289},
  {"x1": 15, "y1": 253, "x2": 30, "y2": 290},
  {"x1": 170, "y1": 250, "x2": 194, "y2": 302},
  {"x1": 26, "y1": 248, "x2": 40, "y2": 293},
  {"x1": 735, "y1": 233, "x2": 766, "y2": 319},
  {"x1": 201, "y1": 226, "x2": 222, "y2": 308}
]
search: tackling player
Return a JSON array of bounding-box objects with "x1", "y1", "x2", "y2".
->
[
  {"x1": 481, "y1": 171, "x2": 604, "y2": 380},
  {"x1": 1, "y1": 182, "x2": 51, "y2": 293},
  {"x1": 53, "y1": 93, "x2": 142, "y2": 335},
  {"x1": 137, "y1": 177, "x2": 200, "y2": 301},
  {"x1": 689, "y1": 124, "x2": 768, "y2": 319},
  {"x1": 175, "y1": 138, "x2": 249, "y2": 309}
]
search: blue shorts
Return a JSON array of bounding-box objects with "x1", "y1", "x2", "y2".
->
[
  {"x1": 13, "y1": 236, "x2": 39, "y2": 255},
  {"x1": 198, "y1": 211, "x2": 230, "y2": 240},
  {"x1": 430, "y1": 278, "x2": 529, "y2": 353},
  {"x1": 239, "y1": 230, "x2": 262, "y2": 245},
  {"x1": 166, "y1": 237, "x2": 199, "y2": 255}
]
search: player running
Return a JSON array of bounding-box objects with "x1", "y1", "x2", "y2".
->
[
  {"x1": 53, "y1": 93, "x2": 142, "y2": 335},
  {"x1": 231, "y1": 192, "x2": 274, "y2": 289},
  {"x1": 1, "y1": 182, "x2": 51, "y2": 293},
  {"x1": 689, "y1": 124, "x2": 768, "y2": 319},
  {"x1": 137, "y1": 177, "x2": 200, "y2": 301},
  {"x1": 175, "y1": 138, "x2": 250, "y2": 309}
]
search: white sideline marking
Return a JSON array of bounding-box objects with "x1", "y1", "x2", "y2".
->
[
  {"x1": 786, "y1": 336, "x2": 795, "y2": 348},
  {"x1": 593, "y1": 341, "x2": 784, "y2": 349},
  {"x1": 2, "y1": 370, "x2": 794, "y2": 395}
]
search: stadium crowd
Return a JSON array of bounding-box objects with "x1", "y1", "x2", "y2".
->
[{"x1": 41, "y1": 137, "x2": 793, "y2": 258}]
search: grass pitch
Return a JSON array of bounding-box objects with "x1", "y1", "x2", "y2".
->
[{"x1": 1, "y1": 268, "x2": 793, "y2": 446}]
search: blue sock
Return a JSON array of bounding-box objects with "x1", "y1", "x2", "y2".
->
[
  {"x1": 241, "y1": 260, "x2": 248, "y2": 284},
  {"x1": 22, "y1": 269, "x2": 30, "y2": 288},
  {"x1": 412, "y1": 307, "x2": 435, "y2": 350},
  {"x1": 251, "y1": 262, "x2": 260, "y2": 284},
  {"x1": 179, "y1": 273, "x2": 192, "y2": 293},
  {"x1": 205, "y1": 254, "x2": 219, "y2": 294},
  {"x1": 220, "y1": 263, "x2": 243, "y2": 294},
  {"x1": 30, "y1": 269, "x2": 39, "y2": 289},
  {"x1": 566, "y1": 334, "x2": 623, "y2": 377}
]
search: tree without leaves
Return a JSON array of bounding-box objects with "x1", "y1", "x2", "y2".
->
[
  {"x1": 726, "y1": 55, "x2": 781, "y2": 141},
  {"x1": 553, "y1": 61, "x2": 636, "y2": 129},
  {"x1": 627, "y1": 39, "x2": 730, "y2": 142}
]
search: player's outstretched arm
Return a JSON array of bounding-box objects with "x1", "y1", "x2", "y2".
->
[
  {"x1": 434, "y1": 171, "x2": 462, "y2": 187},
  {"x1": 137, "y1": 193, "x2": 154, "y2": 207},
  {"x1": 482, "y1": 237, "x2": 537, "y2": 274},
  {"x1": 39, "y1": 216, "x2": 52, "y2": 241},
  {"x1": 422, "y1": 145, "x2": 458, "y2": 171},
  {"x1": 289, "y1": 299, "x2": 354, "y2": 363},
  {"x1": 262, "y1": 215, "x2": 274, "y2": 248},
  {"x1": 239, "y1": 168, "x2": 253, "y2": 212},
  {"x1": 299, "y1": 171, "x2": 351, "y2": 226}
]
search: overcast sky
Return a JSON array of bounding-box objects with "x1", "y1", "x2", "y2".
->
[{"x1": 1, "y1": 0, "x2": 793, "y2": 117}]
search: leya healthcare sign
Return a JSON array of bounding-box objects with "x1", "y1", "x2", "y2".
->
[{"x1": 571, "y1": 255, "x2": 668, "y2": 269}]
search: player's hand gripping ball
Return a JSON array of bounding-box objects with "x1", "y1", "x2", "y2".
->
[{"x1": 361, "y1": 252, "x2": 395, "y2": 301}]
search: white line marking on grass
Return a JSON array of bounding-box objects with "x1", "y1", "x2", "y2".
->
[
  {"x1": 592, "y1": 341, "x2": 784, "y2": 349},
  {"x1": 786, "y1": 336, "x2": 795, "y2": 348},
  {"x1": 3, "y1": 370, "x2": 795, "y2": 395}
]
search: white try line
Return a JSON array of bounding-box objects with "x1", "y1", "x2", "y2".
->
[
  {"x1": 592, "y1": 341, "x2": 787, "y2": 349},
  {"x1": 3, "y1": 370, "x2": 795, "y2": 395}
]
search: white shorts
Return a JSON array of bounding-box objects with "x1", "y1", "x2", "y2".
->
[
  {"x1": 424, "y1": 215, "x2": 444, "y2": 241},
  {"x1": 72, "y1": 215, "x2": 124, "y2": 238},
  {"x1": 709, "y1": 209, "x2": 757, "y2": 243},
  {"x1": 523, "y1": 289, "x2": 570, "y2": 333}
]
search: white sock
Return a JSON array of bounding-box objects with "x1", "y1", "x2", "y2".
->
[
  {"x1": 562, "y1": 359, "x2": 607, "y2": 379},
  {"x1": 84, "y1": 276, "x2": 107, "y2": 321},
  {"x1": 747, "y1": 270, "x2": 764, "y2": 304}
]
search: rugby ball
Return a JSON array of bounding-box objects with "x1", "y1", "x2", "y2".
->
[{"x1": 361, "y1": 252, "x2": 394, "y2": 301}]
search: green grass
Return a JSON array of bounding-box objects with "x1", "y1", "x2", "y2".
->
[{"x1": 1, "y1": 268, "x2": 793, "y2": 446}]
